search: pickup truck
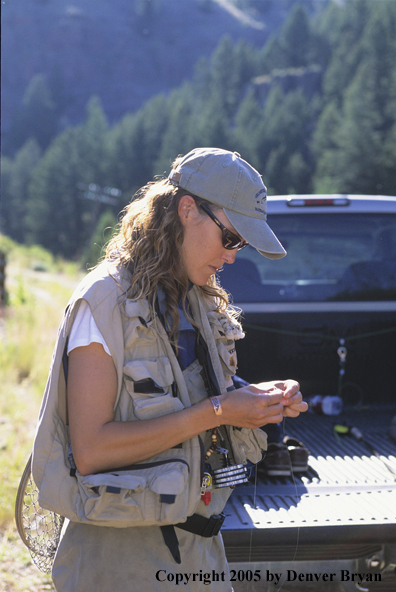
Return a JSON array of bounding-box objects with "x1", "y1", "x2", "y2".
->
[{"x1": 219, "y1": 195, "x2": 396, "y2": 592}]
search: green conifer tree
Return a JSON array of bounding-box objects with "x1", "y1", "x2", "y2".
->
[
  {"x1": 0, "y1": 139, "x2": 42, "y2": 242},
  {"x1": 5, "y1": 74, "x2": 58, "y2": 154}
]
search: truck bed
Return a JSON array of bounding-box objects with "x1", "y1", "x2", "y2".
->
[{"x1": 222, "y1": 405, "x2": 396, "y2": 591}]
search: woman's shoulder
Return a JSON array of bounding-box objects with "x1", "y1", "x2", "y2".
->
[{"x1": 71, "y1": 260, "x2": 132, "y2": 310}]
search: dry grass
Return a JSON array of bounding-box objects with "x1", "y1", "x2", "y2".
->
[
  {"x1": 0, "y1": 527, "x2": 55, "y2": 592},
  {"x1": 0, "y1": 235, "x2": 83, "y2": 589}
]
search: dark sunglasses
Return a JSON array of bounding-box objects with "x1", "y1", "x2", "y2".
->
[{"x1": 198, "y1": 202, "x2": 248, "y2": 250}]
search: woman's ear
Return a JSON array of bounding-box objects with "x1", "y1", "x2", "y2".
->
[{"x1": 178, "y1": 194, "x2": 198, "y2": 225}]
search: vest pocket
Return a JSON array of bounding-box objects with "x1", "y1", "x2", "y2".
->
[
  {"x1": 227, "y1": 426, "x2": 268, "y2": 465},
  {"x1": 207, "y1": 312, "x2": 241, "y2": 379},
  {"x1": 123, "y1": 357, "x2": 184, "y2": 419},
  {"x1": 76, "y1": 456, "x2": 191, "y2": 527},
  {"x1": 215, "y1": 339, "x2": 238, "y2": 378}
]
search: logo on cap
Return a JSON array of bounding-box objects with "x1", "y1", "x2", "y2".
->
[{"x1": 254, "y1": 188, "x2": 267, "y2": 215}]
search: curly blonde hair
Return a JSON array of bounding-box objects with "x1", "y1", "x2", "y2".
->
[{"x1": 105, "y1": 169, "x2": 236, "y2": 341}]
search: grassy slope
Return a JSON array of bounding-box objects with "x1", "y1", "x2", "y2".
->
[{"x1": 0, "y1": 236, "x2": 83, "y2": 590}]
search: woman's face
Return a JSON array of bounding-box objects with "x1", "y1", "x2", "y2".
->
[{"x1": 178, "y1": 195, "x2": 240, "y2": 286}]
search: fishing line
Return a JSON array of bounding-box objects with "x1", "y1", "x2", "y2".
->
[
  {"x1": 274, "y1": 416, "x2": 301, "y2": 592},
  {"x1": 245, "y1": 416, "x2": 302, "y2": 592},
  {"x1": 247, "y1": 460, "x2": 258, "y2": 564}
]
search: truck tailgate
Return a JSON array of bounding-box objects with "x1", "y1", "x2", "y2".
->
[{"x1": 223, "y1": 406, "x2": 396, "y2": 550}]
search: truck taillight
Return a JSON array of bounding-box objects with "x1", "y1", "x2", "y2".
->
[{"x1": 286, "y1": 197, "x2": 350, "y2": 207}]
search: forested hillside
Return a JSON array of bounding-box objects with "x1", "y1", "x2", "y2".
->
[
  {"x1": 1, "y1": 0, "x2": 396, "y2": 262},
  {"x1": 2, "y1": 0, "x2": 307, "y2": 154}
]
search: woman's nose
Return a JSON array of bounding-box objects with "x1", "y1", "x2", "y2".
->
[{"x1": 222, "y1": 249, "x2": 237, "y2": 264}]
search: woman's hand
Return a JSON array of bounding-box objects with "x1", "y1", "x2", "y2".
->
[
  {"x1": 220, "y1": 384, "x2": 285, "y2": 429},
  {"x1": 220, "y1": 379, "x2": 307, "y2": 429},
  {"x1": 255, "y1": 379, "x2": 308, "y2": 418}
]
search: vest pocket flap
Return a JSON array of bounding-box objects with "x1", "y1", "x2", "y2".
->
[
  {"x1": 252, "y1": 427, "x2": 268, "y2": 452},
  {"x1": 123, "y1": 299, "x2": 151, "y2": 319},
  {"x1": 82, "y1": 472, "x2": 146, "y2": 493},
  {"x1": 81, "y1": 460, "x2": 188, "y2": 496},
  {"x1": 132, "y1": 395, "x2": 184, "y2": 419},
  {"x1": 123, "y1": 357, "x2": 174, "y2": 389},
  {"x1": 76, "y1": 457, "x2": 192, "y2": 527},
  {"x1": 123, "y1": 357, "x2": 183, "y2": 419},
  {"x1": 149, "y1": 464, "x2": 188, "y2": 496}
]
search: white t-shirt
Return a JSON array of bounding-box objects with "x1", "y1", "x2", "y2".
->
[{"x1": 67, "y1": 300, "x2": 111, "y2": 356}]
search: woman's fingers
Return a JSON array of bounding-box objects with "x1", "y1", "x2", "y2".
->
[
  {"x1": 282, "y1": 390, "x2": 303, "y2": 406},
  {"x1": 282, "y1": 397, "x2": 309, "y2": 417},
  {"x1": 222, "y1": 380, "x2": 308, "y2": 428},
  {"x1": 223, "y1": 387, "x2": 284, "y2": 428},
  {"x1": 281, "y1": 386, "x2": 308, "y2": 417}
]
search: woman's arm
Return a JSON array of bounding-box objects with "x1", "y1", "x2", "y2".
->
[{"x1": 67, "y1": 343, "x2": 304, "y2": 475}]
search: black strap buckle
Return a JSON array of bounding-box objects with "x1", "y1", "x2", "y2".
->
[
  {"x1": 175, "y1": 511, "x2": 226, "y2": 538},
  {"x1": 163, "y1": 513, "x2": 226, "y2": 563},
  {"x1": 201, "y1": 512, "x2": 226, "y2": 537}
]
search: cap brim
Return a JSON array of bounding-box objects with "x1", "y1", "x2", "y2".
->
[{"x1": 224, "y1": 209, "x2": 287, "y2": 260}]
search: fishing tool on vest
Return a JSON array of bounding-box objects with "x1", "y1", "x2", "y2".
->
[
  {"x1": 204, "y1": 427, "x2": 229, "y2": 462},
  {"x1": 200, "y1": 472, "x2": 212, "y2": 506},
  {"x1": 174, "y1": 316, "x2": 248, "y2": 496},
  {"x1": 213, "y1": 464, "x2": 249, "y2": 488},
  {"x1": 195, "y1": 328, "x2": 249, "y2": 489},
  {"x1": 204, "y1": 427, "x2": 249, "y2": 489}
]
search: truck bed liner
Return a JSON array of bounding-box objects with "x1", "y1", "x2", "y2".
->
[{"x1": 223, "y1": 406, "x2": 396, "y2": 548}]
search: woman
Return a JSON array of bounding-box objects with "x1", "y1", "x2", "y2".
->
[{"x1": 32, "y1": 147, "x2": 307, "y2": 591}]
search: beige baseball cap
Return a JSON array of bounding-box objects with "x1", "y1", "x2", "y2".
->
[{"x1": 169, "y1": 147, "x2": 286, "y2": 259}]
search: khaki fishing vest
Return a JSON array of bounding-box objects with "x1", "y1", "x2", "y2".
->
[{"x1": 32, "y1": 261, "x2": 267, "y2": 528}]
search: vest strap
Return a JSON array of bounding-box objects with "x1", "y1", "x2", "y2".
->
[
  {"x1": 160, "y1": 525, "x2": 181, "y2": 564},
  {"x1": 175, "y1": 512, "x2": 226, "y2": 537},
  {"x1": 161, "y1": 512, "x2": 226, "y2": 564}
]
